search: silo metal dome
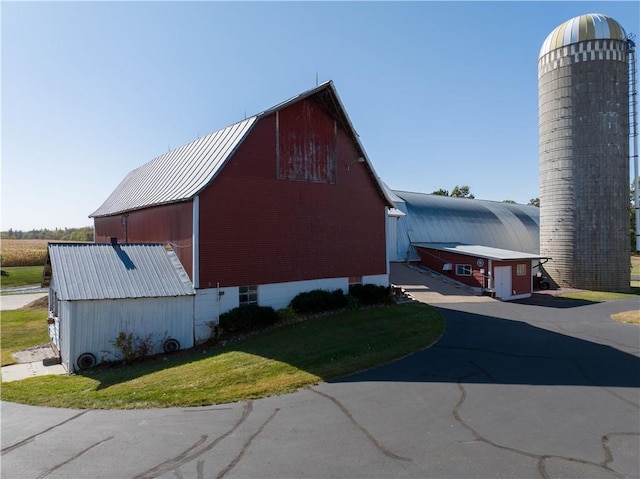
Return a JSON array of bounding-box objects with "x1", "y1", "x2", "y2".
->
[
  {"x1": 539, "y1": 13, "x2": 627, "y2": 58},
  {"x1": 538, "y1": 13, "x2": 631, "y2": 291}
]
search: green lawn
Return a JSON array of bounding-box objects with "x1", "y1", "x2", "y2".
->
[
  {"x1": 1, "y1": 305, "x2": 50, "y2": 365},
  {"x1": 0, "y1": 266, "x2": 44, "y2": 289},
  {"x1": 1, "y1": 302, "x2": 445, "y2": 409},
  {"x1": 558, "y1": 287, "x2": 640, "y2": 301},
  {"x1": 632, "y1": 256, "x2": 640, "y2": 276}
]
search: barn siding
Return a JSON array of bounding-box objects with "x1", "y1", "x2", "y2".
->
[
  {"x1": 415, "y1": 246, "x2": 533, "y2": 298},
  {"x1": 198, "y1": 105, "x2": 388, "y2": 288},
  {"x1": 492, "y1": 259, "x2": 532, "y2": 297},
  {"x1": 66, "y1": 296, "x2": 194, "y2": 372},
  {"x1": 93, "y1": 202, "x2": 194, "y2": 279},
  {"x1": 416, "y1": 248, "x2": 486, "y2": 288}
]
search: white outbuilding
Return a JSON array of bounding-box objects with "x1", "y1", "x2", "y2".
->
[{"x1": 42, "y1": 240, "x2": 196, "y2": 373}]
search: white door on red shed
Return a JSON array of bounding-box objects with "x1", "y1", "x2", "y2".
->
[{"x1": 494, "y1": 266, "x2": 512, "y2": 300}]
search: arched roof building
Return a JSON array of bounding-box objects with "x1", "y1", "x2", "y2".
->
[{"x1": 388, "y1": 188, "x2": 540, "y2": 262}]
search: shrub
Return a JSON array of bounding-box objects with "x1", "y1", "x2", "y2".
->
[
  {"x1": 219, "y1": 305, "x2": 279, "y2": 334},
  {"x1": 108, "y1": 332, "x2": 155, "y2": 364},
  {"x1": 349, "y1": 284, "x2": 394, "y2": 306},
  {"x1": 276, "y1": 307, "x2": 297, "y2": 321},
  {"x1": 289, "y1": 289, "x2": 347, "y2": 314}
]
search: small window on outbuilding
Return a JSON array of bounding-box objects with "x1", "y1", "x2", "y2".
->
[
  {"x1": 349, "y1": 276, "x2": 362, "y2": 285},
  {"x1": 456, "y1": 264, "x2": 472, "y2": 276},
  {"x1": 517, "y1": 264, "x2": 527, "y2": 276},
  {"x1": 239, "y1": 285, "x2": 258, "y2": 306}
]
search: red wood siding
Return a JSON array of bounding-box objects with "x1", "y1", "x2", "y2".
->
[
  {"x1": 93, "y1": 202, "x2": 193, "y2": 279},
  {"x1": 416, "y1": 248, "x2": 485, "y2": 288},
  {"x1": 277, "y1": 98, "x2": 337, "y2": 183},
  {"x1": 197, "y1": 104, "x2": 387, "y2": 288},
  {"x1": 493, "y1": 260, "x2": 531, "y2": 296},
  {"x1": 416, "y1": 247, "x2": 532, "y2": 295}
]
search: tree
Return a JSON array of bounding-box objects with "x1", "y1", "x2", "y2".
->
[
  {"x1": 450, "y1": 185, "x2": 474, "y2": 199},
  {"x1": 502, "y1": 199, "x2": 516, "y2": 204},
  {"x1": 431, "y1": 188, "x2": 449, "y2": 196},
  {"x1": 528, "y1": 198, "x2": 540, "y2": 207}
]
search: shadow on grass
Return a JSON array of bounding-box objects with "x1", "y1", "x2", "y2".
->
[
  {"x1": 86, "y1": 299, "x2": 640, "y2": 396},
  {"x1": 87, "y1": 303, "x2": 444, "y2": 391}
]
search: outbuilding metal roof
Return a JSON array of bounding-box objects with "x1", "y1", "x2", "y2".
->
[
  {"x1": 539, "y1": 13, "x2": 627, "y2": 58},
  {"x1": 391, "y1": 189, "x2": 540, "y2": 261},
  {"x1": 413, "y1": 243, "x2": 547, "y2": 261},
  {"x1": 91, "y1": 81, "x2": 394, "y2": 218},
  {"x1": 43, "y1": 242, "x2": 195, "y2": 301}
]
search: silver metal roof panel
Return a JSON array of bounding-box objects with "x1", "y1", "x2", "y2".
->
[
  {"x1": 539, "y1": 13, "x2": 627, "y2": 58},
  {"x1": 392, "y1": 190, "x2": 540, "y2": 261},
  {"x1": 90, "y1": 118, "x2": 256, "y2": 217},
  {"x1": 413, "y1": 243, "x2": 547, "y2": 261},
  {"x1": 45, "y1": 243, "x2": 195, "y2": 301},
  {"x1": 90, "y1": 82, "x2": 395, "y2": 218}
]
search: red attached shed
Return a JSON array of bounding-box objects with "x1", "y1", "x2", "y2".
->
[
  {"x1": 414, "y1": 243, "x2": 548, "y2": 301},
  {"x1": 90, "y1": 82, "x2": 395, "y2": 341}
]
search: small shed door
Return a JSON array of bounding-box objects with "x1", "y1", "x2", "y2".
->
[
  {"x1": 494, "y1": 266, "x2": 512, "y2": 300},
  {"x1": 49, "y1": 318, "x2": 61, "y2": 351}
]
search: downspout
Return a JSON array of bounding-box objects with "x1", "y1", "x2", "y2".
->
[{"x1": 192, "y1": 196, "x2": 200, "y2": 288}]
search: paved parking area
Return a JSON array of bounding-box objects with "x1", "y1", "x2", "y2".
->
[
  {"x1": 0, "y1": 292, "x2": 47, "y2": 310},
  {"x1": 1, "y1": 265, "x2": 638, "y2": 478}
]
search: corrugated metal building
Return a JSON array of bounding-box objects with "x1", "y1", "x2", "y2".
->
[
  {"x1": 386, "y1": 188, "x2": 545, "y2": 300},
  {"x1": 91, "y1": 82, "x2": 395, "y2": 341},
  {"x1": 388, "y1": 189, "x2": 540, "y2": 262},
  {"x1": 43, "y1": 241, "x2": 195, "y2": 372}
]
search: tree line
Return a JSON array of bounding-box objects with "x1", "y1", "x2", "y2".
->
[
  {"x1": 431, "y1": 185, "x2": 540, "y2": 206},
  {"x1": 1, "y1": 226, "x2": 94, "y2": 242}
]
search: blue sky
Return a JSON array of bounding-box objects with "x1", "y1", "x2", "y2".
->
[{"x1": 2, "y1": 1, "x2": 638, "y2": 230}]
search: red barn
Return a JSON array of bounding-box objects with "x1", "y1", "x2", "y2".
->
[
  {"x1": 90, "y1": 82, "x2": 394, "y2": 341},
  {"x1": 413, "y1": 243, "x2": 546, "y2": 301}
]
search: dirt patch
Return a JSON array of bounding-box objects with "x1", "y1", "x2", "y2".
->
[{"x1": 23, "y1": 296, "x2": 48, "y2": 309}]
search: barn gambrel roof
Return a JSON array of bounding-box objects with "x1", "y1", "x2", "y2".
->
[
  {"x1": 90, "y1": 81, "x2": 394, "y2": 218},
  {"x1": 42, "y1": 242, "x2": 195, "y2": 301}
]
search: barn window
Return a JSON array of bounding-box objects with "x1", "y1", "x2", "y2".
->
[
  {"x1": 349, "y1": 276, "x2": 362, "y2": 285},
  {"x1": 455, "y1": 264, "x2": 472, "y2": 276},
  {"x1": 517, "y1": 264, "x2": 527, "y2": 276},
  {"x1": 239, "y1": 285, "x2": 258, "y2": 306}
]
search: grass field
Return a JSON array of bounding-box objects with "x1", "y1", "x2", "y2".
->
[
  {"x1": 0, "y1": 266, "x2": 44, "y2": 289},
  {"x1": 1, "y1": 303, "x2": 50, "y2": 365},
  {"x1": 0, "y1": 303, "x2": 445, "y2": 409},
  {"x1": 632, "y1": 255, "x2": 640, "y2": 276}
]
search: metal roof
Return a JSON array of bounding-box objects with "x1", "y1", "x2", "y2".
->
[
  {"x1": 43, "y1": 242, "x2": 195, "y2": 301},
  {"x1": 90, "y1": 81, "x2": 394, "y2": 218},
  {"x1": 539, "y1": 13, "x2": 627, "y2": 58},
  {"x1": 413, "y1": 243, "x2": 547, "y2": 261},
  {"x1": 90, "y1": 118, "x2": 256, "y2": 218},
  {"x1": 391, "y1": 189, "x2": 540, "y2": 261}
]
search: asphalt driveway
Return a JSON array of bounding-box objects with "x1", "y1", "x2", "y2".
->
[{"x1": 2, "y1": 265, "x2": 639, "y2": 478}]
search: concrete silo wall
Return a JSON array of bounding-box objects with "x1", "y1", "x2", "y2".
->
[{"x1": 539, "y1": 38, "x2": 630, "y2": 291}]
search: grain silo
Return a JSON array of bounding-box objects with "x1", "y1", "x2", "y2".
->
[{"x1": 538, "y1": 13, "x2": 632, "y2": 291}]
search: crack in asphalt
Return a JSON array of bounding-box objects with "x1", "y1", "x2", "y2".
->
[
  {"x1": 215, "y1": 408, "x2": 280, "y2": 479},
  {"x1": 454, "y1": 382, "x2": 637, "y2": 479},
  {"x1": 310, "y1": 387, "x2": 412, "y2": 462},
  {"x1": 35, "y1": 436, "x2": 114, "y2": 479},
  {"x1": 133, "y1": 401, "x2": 253, "y2": 479},
  {"x1": 1, "y1": 410, "x2": 88, "y2": 455},
  {"x1": 574, "y1": 362, "x2": 640, "y2": 409}
]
